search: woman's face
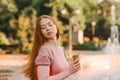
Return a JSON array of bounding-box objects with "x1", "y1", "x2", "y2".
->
[{"x1": 40, "y1": 18, "x2": 57, "y2": 39}]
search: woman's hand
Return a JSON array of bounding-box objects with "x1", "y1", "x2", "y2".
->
[{"x1": 67, "y1": 58, "x2": 81, "y2": 74}]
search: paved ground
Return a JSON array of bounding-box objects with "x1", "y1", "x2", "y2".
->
[
  {"x1": 0, "y1": 54, "x2": 28, "y2": 80},
  {"x1": 0, "y1": 50, "x2": 120, "y2": 80}
]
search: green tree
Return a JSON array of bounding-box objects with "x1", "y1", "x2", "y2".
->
[
  {"x1": 81, "y1": 0, "x2": 99, "y2": 39},
  {"x1": 32, "y1": 0, "x2": 51, "y2": 16},
  {"x1": 9, "y1": 7, "x2": 37, "y2": 53},
  {"x1": 0, "y1": 0, "x2": 18, "y2": 36},
  {"x1": 96, "y1": 0, "x2": 112, "y2": 40}
]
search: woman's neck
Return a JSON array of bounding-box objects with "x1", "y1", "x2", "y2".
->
[{"x1": 47, "y1": 37, "x2": 58, "y2": 46}]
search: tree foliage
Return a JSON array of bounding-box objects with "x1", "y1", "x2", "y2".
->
[
  {"x1": 1, "y1": 0, "x2": 120, "y2": 53},
  {"x1": 0, "y1": 0, "x2": 18, "y2": 36}
]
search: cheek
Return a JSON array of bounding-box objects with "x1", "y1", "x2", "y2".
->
[
  {"x1": 41, "y1": 30, "x2": 47, "y2": 36},
  {"x1": 54, "y1": 29, "x2": 57, "y2": 34},
  {"x1": 53, "y1": 27, "x2": 57, "y2": 34}
]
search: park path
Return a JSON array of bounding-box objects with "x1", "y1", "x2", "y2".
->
[
  {"x1": 0, "y1": 51, "x2": 120, "y2": 80},
  {"x1": 0, "y1": 54, "x2": 28, "y2": 80}
]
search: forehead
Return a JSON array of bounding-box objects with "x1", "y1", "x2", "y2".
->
[{"x1": 40, "y1": 18, "x2": 52, "y2": 25}]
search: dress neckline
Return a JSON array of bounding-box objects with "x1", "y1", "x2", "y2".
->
[{"x1": 45, "y1": 42, "x2": 60, "y2": 48}]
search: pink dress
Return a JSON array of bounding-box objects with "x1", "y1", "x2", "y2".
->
[{"x1": 35, "y1": 43, "x2": 69, "y2": 79}]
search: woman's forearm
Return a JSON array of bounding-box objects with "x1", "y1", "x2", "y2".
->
[
  {"x1": 46, "y1": 58, "x2": 80, "y2": 80},
  {"x1": 38, "y1": 59, "x2": 80, "y2": 80},
  {"x1": 46, "y1": 69, "x2": 71, "y2": 80}
]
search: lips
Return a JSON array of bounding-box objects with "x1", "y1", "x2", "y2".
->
[{"x1": 47, "y1": 32, "x2": 53, "y2": 35}]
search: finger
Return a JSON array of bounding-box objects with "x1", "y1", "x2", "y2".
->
[
  {"x1": 75, "y1": 62, "x2": 80, "y2": 68},
  {"x1": 76, "y1": 66, "x2": 81, "y2": 71},
  {"x1": 73, "y1": 62, "x2": 80, "y2": 69},
  {"x1": 73, "y1": 58, "x2": 79, "y2": 63},
  {"x1": 74, "y1": 65, "x2": 81, "y2": 71},
  {"x1": 74, "y1": 62, "x2": 80, "y2": 67}
]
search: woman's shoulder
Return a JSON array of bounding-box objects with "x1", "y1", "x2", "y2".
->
[
  {"x1": 40, "y1": 43, "x2": 51, "y2": 50},
  {"x1": 40, "y1": 43, "x2": 64, "y2": 51},
  {"x1": 37, "y1": 43, "x2": 55, "y2": 60},
  {"x1": 38, "y1": 43, "x2": 52, "y2": 55}
]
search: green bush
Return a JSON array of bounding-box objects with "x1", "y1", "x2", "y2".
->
[
  {"x1": 0, "y1": 32, "x2": 10, "y2": 45},
  {"x1": 62, "y1": 41, "x2": 69, "y2": 49},
  {"x1": 73, "y1": 41, "x2": 100, "y2": 50}
]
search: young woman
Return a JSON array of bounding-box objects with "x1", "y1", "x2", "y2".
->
[{"x1": 22, "y1": 15, "x2": 80, "y2": 80}]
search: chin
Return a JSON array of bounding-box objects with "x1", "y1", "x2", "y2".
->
[{"x1": 47, "y1": 36, "x2": 56, "y2": 39}]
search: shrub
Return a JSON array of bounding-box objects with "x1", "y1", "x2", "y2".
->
[{"x1": 73, "y1": 41, "x2": 100, "y2": 50}]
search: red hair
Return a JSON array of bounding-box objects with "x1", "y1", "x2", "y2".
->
[{"x1": 22, "y1": 15, "x2": 60, "y2": 80}]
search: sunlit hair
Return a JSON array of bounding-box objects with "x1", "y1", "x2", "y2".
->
[{"x1": 22, "y1": 15, "x2": 60, "y2": 80}]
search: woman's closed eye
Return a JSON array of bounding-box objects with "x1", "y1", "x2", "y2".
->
[
  {"x1": 41, "y1": 26, "x2": 46, "y2": 29},
  {"x1": 48, "y1": 22, "x2": 53, "y2": 27},
  {"x1": 49, "y1": 24, "x2": 52, "y2": 27}
]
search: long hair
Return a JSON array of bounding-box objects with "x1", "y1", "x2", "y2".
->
[{"x1": 22, "y1": 15, "x2": 60, "y2": 80}]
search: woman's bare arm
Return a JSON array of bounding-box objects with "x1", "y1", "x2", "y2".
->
[{"x1": 37, "y1": 58, "x2": 80, "y2": 80}]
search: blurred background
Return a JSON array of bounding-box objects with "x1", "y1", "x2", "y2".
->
[
  {"x1": 1, "y1": 0, "x2": 120, "y2": 54},
  {"x1": 0, "y1": 0, "x2": 120, "y2": 80}
]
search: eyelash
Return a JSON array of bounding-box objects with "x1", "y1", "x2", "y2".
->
[
  {"x1": 49, "y1": 25, "x2": 52, "y2": 27},
  {"x1": 41, "y1": 27, "x2": 46, "y2": 29},
  {"x1": 41, "y1": 24, "x2": 52, "y2": 29}
]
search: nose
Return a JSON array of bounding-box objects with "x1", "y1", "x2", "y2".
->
[{"x1": 46, "y1": 25, "x2": 51, "y2": 31}]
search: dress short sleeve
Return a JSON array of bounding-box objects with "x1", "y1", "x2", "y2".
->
[{"x1": 35, "y1": 46, "x2": 52, "y2": 66}]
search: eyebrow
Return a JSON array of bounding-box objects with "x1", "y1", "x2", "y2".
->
[
  {"x1": 41, "y1": 22, "x2": 51, "y2": 26},
  {"x1": 48, "y1": 22, "x2": 52, "y2": 25}
]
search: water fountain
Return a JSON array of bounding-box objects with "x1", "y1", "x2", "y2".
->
[
  {"x1": 103, "y1": 5, "x2": 120, "y2": 54},
  {"x1": 67, "y1": 5, "x2": 120, "y2": 80}
]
